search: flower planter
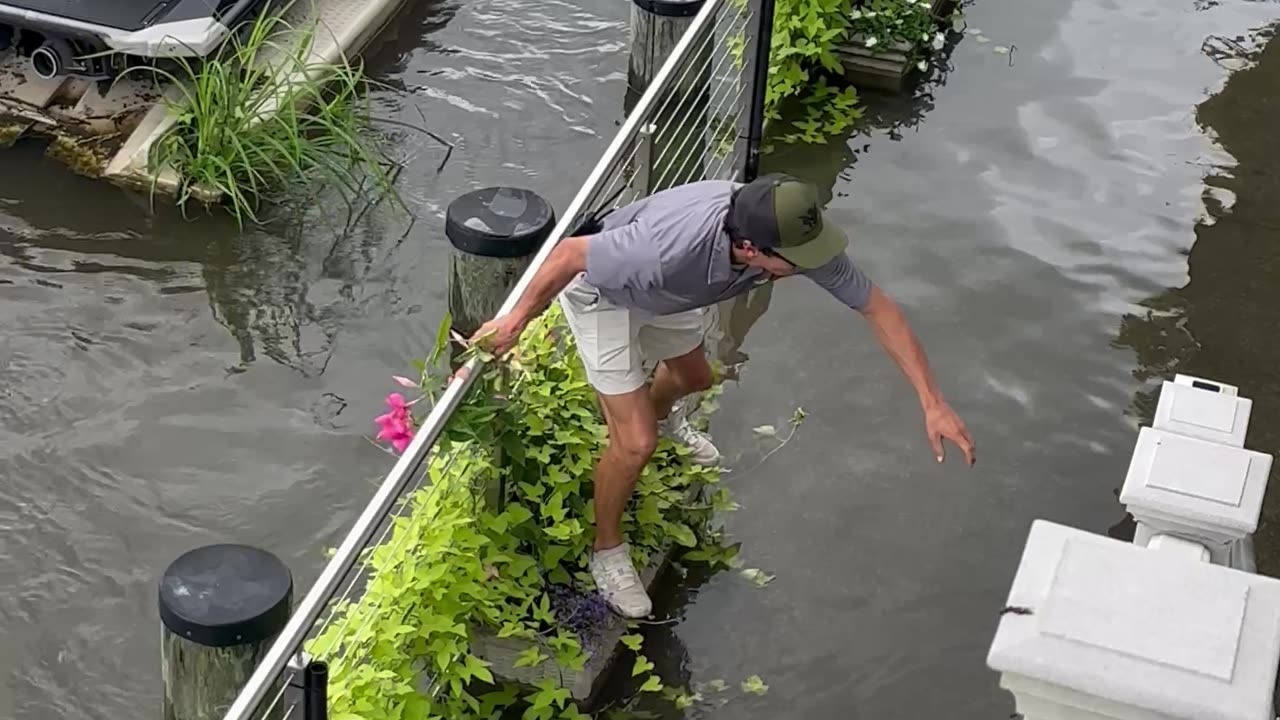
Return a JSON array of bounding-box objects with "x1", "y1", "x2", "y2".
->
[
  {"x1": 469, "y1": 481, "x2": 705, "y2": 706},
  {"x1": 837, "y1": 36, "x2": 919, "y2": 93},
  {"x1": 469, "y1": 547, "x2": 673, "y2": 704},
  {"x1": 837, "y1": 0, "x2": 956, "y2": 94}
]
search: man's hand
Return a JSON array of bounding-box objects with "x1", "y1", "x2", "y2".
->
[
  {"x1": 469, "y1": 313, "x2": 526, "y2": 357},
  {"x1": 924, "y1": 400, "x2": 975, "y2": 466}
]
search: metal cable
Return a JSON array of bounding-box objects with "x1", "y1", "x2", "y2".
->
[
  {"x1": 648, "y1": 84, "x2": 746, "y2": 191},
  {"x1": 607, "y1": 13, "x2": 750, "y2": 198},
  {"x1": 310, "y1": 443, "x2": 472, "y2": 661},
  {"x1": 326, "y1": 453, "x2": 480, "y2": 669},
  {"x1": 588, "y1": 6, "x2": 745, "y2": 198}
]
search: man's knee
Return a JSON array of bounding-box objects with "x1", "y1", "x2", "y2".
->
[
  {"x1": 665, "y1": 350, "x2": 714, "y2": 393},
  {"x1": 683, "y1": 363, "x2": 714, "y2": 393},
  {"x1": 611, "y1": 428, "x2": 658, "y2": 468}
]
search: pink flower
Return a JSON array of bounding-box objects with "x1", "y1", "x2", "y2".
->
[{"x1": 375, "y1": 393, "x2": 415, "y2": 454}]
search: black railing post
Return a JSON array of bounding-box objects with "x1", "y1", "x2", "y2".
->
[
  {"x1": 741, "y1": 0, "x2": 776, "y2": 182},
  {"x1": 303, "y1": 661, "x2": 328, "y2": 720}
]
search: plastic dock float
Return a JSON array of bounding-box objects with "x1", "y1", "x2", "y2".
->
[{"x1": 0, "y1": 0, "x2": 409, "y2": 197}]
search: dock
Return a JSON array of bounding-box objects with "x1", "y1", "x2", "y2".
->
[{"x1": 0, "y1": 0, "x2": 409, "y2": 199}]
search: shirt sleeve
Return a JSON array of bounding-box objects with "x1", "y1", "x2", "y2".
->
[
  {"x1": 802, "y1": 252, "x2": 873, "y2": 310},
  {"x1": 583, "y1": 220, "x2": 662, "y2": 292}
]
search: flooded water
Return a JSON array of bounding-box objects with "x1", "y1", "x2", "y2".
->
[{"x1": 1, "y1": 0, "x2": 1279, "y2": 719}]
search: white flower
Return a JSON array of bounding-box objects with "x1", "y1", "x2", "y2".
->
[
  {"x1": 866, "y1": 11, "x2": 878, "y2": 17},
  {"x1": 917, "y1": 59, "x2": 927, "y2": 71},
  {"x1": 922, "y1": 32, "x2": 931, "y2": 42},
  {"x1": 865, "y1": 36, "x2": 878, "y2": 48},
  {"x1": 850, "y1": 8, "x2": 862, "y2": 18},
  {"x1": 932, "y1": 32, "x2": 945, "y2": 50}
]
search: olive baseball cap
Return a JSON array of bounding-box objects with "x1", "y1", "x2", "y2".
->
[{"x1": 726, "y1": 173, "x2": 847, "y2": 268}]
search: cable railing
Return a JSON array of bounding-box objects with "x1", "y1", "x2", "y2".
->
[{"x1": 221, "y1": 0, "x2": 773, "y2": 716}]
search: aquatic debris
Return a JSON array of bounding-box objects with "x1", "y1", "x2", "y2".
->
[
  {"x1": 0, "y1": 121, "x2": 28, "y2": 147},
  {"x1": 45, "y1": 134, "x2": 113, "y2": 179},
  {"x1": 741, "y1": 675, "x2": 770, "y2": 695},
  {"x1": 740, "y1": 568, "x2": 775, "y2": 588}
]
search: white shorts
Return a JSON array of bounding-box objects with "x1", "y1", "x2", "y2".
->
[{"x1": 559, "y1": 274, "x2": 705, "y2": 396}]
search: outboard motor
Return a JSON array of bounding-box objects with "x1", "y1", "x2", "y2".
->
[{"x1": 30, "y1": 38, "x2": 73, "y2": 80}]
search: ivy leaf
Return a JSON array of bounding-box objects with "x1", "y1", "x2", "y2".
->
[
  {"x1": 640, "y1": 675, "x2": 664, "y2": 693},
  {"x1": 621, "y1": 634, "x2": 644, "y2": 651},
  {"x1": 741, "y1": 568, "x2": 775, "y2": 588},
  {"x1": 667, "y1": 522, "x2": 697, "y2": 548},
  {"x1": 674, "y1": 691, "x2": 701, "y2": 709},
  {"x1": 467, "y1": 654, "x2": 494, "y2": 683},
  {"x1": 428, "y1": 311, "x2": 452, "y2": 366},
  {"x1": 500, "y1": 432, "x2": 526, "y2": 465},
  {"x1": 514, "y1": 646, "x2": 550, "y2": 668},
  {"x1": 742, "y1": 675, "x2": 770, "y2": 695},
  {"x1": 632, "y1": 654, "x2": 655, "y2": 677}
]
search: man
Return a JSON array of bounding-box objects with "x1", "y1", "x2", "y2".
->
[{"x1": 472, "y1": 173, "x2": 975, "y2": 618}]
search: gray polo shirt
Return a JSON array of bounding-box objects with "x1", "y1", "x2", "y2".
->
[{"x1": 582, "y1": 179, "x2": 872, "y2": 316}]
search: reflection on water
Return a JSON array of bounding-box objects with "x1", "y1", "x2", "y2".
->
[
  {"x1": 704, "y1": 33, "x2": 962, "y2": 378},
  {"x1": 1114, "y1": 24, "x2": 1280, "y2": 570}
]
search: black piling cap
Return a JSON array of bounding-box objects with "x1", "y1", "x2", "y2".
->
[
  {"x1": 159, "y1": 544, "x2": 293, "y2": 648},
  {"x1": 633, "y1": 0, "x2": 706, "y2": 17},
  {"x1": 444, "y1": 187, "x2": 556, "y2": 259}
]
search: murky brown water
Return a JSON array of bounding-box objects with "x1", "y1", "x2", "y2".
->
[{"x1": 1, "y1": 0, "x2": 1279, "y2": 718}]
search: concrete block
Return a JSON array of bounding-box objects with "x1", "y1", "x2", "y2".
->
[
  {"x1": 1153, "y1": 375, "x2": 1252, "y2": 448},
  {"x1": 988, "y1": 519, "x2": 1280, "y2": 720},
  {"x1": 1120, "y1": 427, "x2": 1271, "y2": 550}
]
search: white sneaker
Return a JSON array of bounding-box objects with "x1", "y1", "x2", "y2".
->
[
  {"x1": 590, "y1": 544, "x2": 652, "y2": 619},
  {"x1": 658, "y1": 413, "x2": 722, "y2": 467}
]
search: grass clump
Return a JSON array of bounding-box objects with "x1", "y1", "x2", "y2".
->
[{"x1": 126, "y1": 4, "x2": 401, "y2": 225}]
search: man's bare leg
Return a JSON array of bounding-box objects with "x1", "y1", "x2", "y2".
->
[
  {"x1": 650, "y1": 345, "x2": 715, "y2": 421},
  {"x1": 594, "y1": 388, "x2": 658, "y2": 551},
  {"x1": 649, "y1": 346, "x2": 720, "y2": 466},
  {"x1": 590, "y1": 388, "x2": 659, "y2": 618}
]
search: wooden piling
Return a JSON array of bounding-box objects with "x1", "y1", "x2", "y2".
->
[
  {"x1": 159, "y1": 544, "x2": 294, "y2": 720},
  {"x1": 626, "y1": 0, "x2": 712, "y2": 193},
  {"x1": 444, "y1": 186, "x2": 556, "y2": 340},
  {"x1": 445, "y1": 187, "x2": 556, "y2": 509}
]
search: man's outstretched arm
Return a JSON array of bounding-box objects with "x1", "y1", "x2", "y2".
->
[
  {"x1": 858, "y1": 284, "x2": 976, "y2": 466},
  {"x1": 470, "y1": 235, "x2": 589, "y2": 354}
]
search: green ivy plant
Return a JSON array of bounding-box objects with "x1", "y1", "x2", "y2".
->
[
  {"x1": 308, "y1": 305, "x2": 750, "y2": 719},
  {"x1": 761, "y1": 0, "x2": 864, "y2": 145}
]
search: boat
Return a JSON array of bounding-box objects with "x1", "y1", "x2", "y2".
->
[{"x1": 0, "y1": 0, "x2": 269, "y2": 80}]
